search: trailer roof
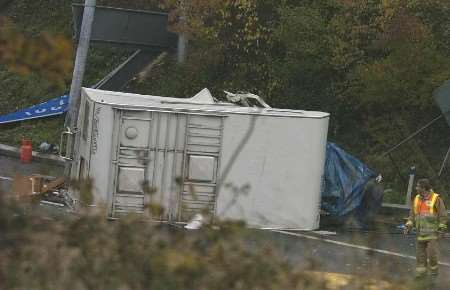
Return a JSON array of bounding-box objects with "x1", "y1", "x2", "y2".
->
[{"x1": 83, "y1": 88, "x2": 330, "y2": 119}]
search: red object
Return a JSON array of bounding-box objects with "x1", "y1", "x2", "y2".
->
[{"x1": 20, "y1": 139, "x2": 33, "y2": 163}]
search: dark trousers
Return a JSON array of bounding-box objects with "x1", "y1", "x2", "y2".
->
[{"x1": 416, "y1": 239, "x2": 439, "y2": 276}]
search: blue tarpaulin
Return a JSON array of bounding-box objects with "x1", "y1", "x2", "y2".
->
[
  {"x1": 0, "y1": 95, "x2": 69, "y2": 124},
  {"x1": 321, "y1": 142, "x2": 377, "y2": 216}
]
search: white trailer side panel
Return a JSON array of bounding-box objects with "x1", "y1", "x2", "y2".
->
[
  {"x1": 87, "y1": 103, "x2": 115, "y2": 205},
  {"x1": 216, "y1": 114, "x2": 329, "y2": 229},
  {"x1": 78, "y1": 88, "x2": 330, "y2": 229},
  {"x1": 73, "y1": 95, "x2": 94, "y2": 181}
]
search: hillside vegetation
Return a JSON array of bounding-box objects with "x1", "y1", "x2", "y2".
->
[{"x1": 1, "y1": 0, "x2": 450, "y2": 201}]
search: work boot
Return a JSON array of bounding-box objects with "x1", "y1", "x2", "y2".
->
[
  {"x1": 415, "y1": 266, "x2": 427, "y2": 279},
  {"x1": 429, "y1": 266, "x2": 439, "y2": 277}
]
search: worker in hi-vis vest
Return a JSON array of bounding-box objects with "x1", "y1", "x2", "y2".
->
[{"x1": 404, "y1": 178, "x2": 447, "y2": 277}]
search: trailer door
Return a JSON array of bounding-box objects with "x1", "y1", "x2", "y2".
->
[
  {"x1": 111, "y1": 110, "x2": 152, "y2": 216},
  {"x1": 179, "y1": 114, "x2": 225, "y2": 221},
  {"x1": 110, "y1": 109, "x2": 224, "y2": 220}
]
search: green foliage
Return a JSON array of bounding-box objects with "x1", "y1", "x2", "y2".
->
[
  {"x1": 340, "y1": 1, "x2": 450, "y2": 200},
  {"x1": 0, "y1": 117, "x2": 63, "y2": 149},
  {"x1": 2, "y1": 0, "x2": 450, "y2": 202},
  {"x1": 269, "y1": 2, "x2": 338, "y2": 108},
  {"x1": 406, "y1": 0, "x2": 450, "y2": 54},
  {"x1": 0, "y1": 195, "x2": 407, "y2": 290},
  {"x1": 0, "y1": 18, "x2": 73, "y2": 88},
  {"x1": 0, "y1": 1, "x2": 73, "y2": 148},
  {"x1": 123, "y1": 0, "x2": 450, "y2": 201},
  {"x1": 158, "y1": 0, "x2": 281, "y2": 94},
  {"x1": 0, "y1": 1, "x2": 135, "y2": 148},
  {"x1": 4, "y1": 0, "x2": 73, "y2": 36}
]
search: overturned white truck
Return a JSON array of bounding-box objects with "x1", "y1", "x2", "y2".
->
[{"x1": 65, "y1": 88, "x2": 329, "y2": 229}]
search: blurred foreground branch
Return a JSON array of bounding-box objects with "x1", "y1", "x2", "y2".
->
[{"x1": 0, "y1": 17, "x2": 73, "y2": 88}]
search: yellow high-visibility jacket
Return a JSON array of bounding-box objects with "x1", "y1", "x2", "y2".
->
[{"x1": 406, "y1": 191, "x2": 447, "y2": 241}]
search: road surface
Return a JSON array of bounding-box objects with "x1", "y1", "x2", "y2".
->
[{"x1": 1, "y1": 152, "x2": 449, "y2": 289}]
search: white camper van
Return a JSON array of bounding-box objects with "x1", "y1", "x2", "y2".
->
[{"x1": 64, "y1": 88, "x2": 329, "y2": 229}]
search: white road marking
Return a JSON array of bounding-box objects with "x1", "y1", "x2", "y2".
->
[
  {"x1": 272, "y1": 230, "x2": 450, "y2": 268},
  {"x1": 0, "y1": 176, "x2": 12, "y2": 181}
]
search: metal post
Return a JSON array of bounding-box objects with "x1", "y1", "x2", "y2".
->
[
  {"x1": 177, "y1": 34, "x2": 187, "y2": 63},
  {"x1": 177, "y1": 0, "x2": 187, "y2": 63},
  {"x1": 64, "y1": 0, "x2": 96, "y2": 174},
  {"x1": 405, "y1": 166, "x2": 416, "y2": 207}
]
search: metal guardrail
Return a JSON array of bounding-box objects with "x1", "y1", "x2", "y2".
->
[{"x1": 382, "y1": 202, "x2": 450, "y2": 215}]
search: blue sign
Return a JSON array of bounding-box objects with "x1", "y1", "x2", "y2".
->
[{"x1": 0, "y1": 95, "x2": 69, "y2": 124}]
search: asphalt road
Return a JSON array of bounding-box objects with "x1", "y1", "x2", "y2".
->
[
  {"x1": 1, "y1": 153, "x2": 450, "y2": 289},
  {"x1": 0, "y1": 154, "x2": 64, "y2": 193},
  {"x1": 246, "y1": 221, "x2": 450, "y2": 289},
  {"x1": 252, "y1": 223, "x2": 450, "y2": 288}
]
